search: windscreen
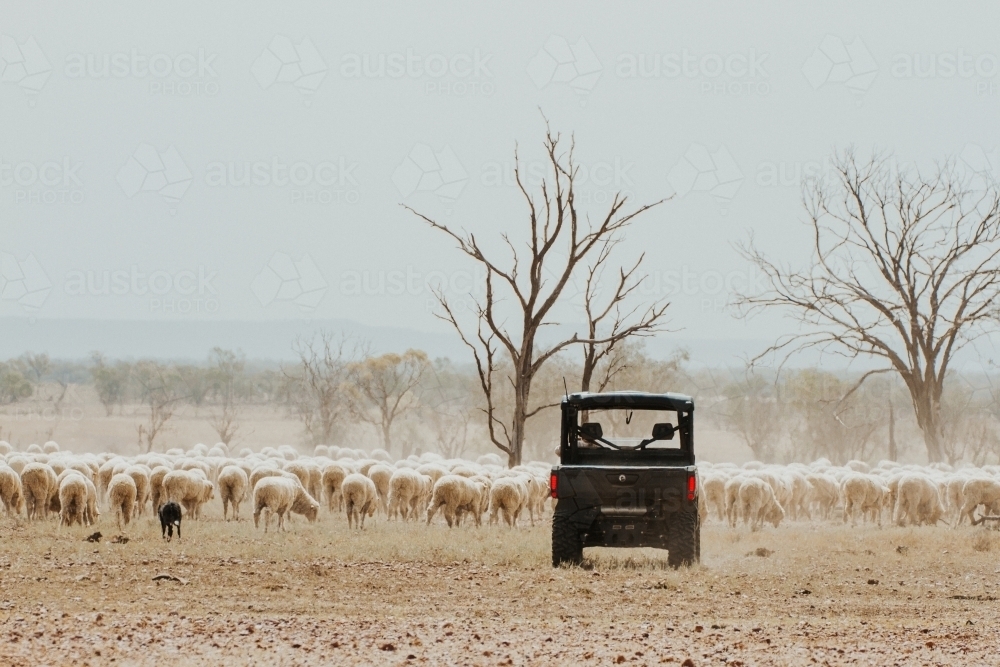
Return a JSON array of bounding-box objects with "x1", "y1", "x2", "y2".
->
[{"x1": 578, "y1": 408, "x2": 680, "y2": 450}]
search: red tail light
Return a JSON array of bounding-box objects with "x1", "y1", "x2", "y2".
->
[
  {"x1": 550, "y1": 472, "x2": 558, "y2": 498},
  {"x1": 687, "y1": 474, "x2": 697, "y2": 502}
]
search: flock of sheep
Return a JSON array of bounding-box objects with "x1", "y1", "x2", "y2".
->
[
  {"x1": 0, "y1": 440, "x2": 552, "y2": 534},
  {"x1": 3, "y1": 439, "x2": 999, "y2": 539},
  {"x1": 699, "y1": 458, "x2": 1000, "y2": 531}
]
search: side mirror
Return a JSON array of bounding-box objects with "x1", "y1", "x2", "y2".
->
[
  {"x1": 651, "y1": 423, "x2": 675, "y2": 441},
  {"x1": 579, "y1": 422, "x2": 603, "y2": 440}
]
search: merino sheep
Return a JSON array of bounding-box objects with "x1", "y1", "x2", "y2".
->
[
  {"x1": 702, "y1": 473, "x2": 728, "y2": 522},
  {"x1": 162, "y1": 470, "x2": 215, "y2": 520},
  {"x1": 957, "y1": 477, "x2": 1000, "y2": 526},
  {"x1": 252, "y1": 477, "x2": 319, "y2": 532},
  {"x1": 0, "y1": 464, "x2": 25, "y2": 517},
  {"x1": 58, "y1": 474, "x2": 89, "y2": 527},
  {"x1": 321, "y1": 463, "x2": 350, "y2": 512},
  {"x1": 387, "y1": 468, "x2": 425, "y2": 521},
  {"x1": 893, "y1": 474, "x2": 945, "y2": 527},
  {"x1": 125, "y1": 465, "x2": 151, "y2": 516},
  {"x1": 488, "y1": 477, "x2": 527, "y2": 528},
  {"x1": 426, "y1": 474, "x2": 484, "y2": 528},
  {"x1": 149, "y1": 465, "x2": 171, "y2": 514},
  {"x1": 21, "y1": 463, "x2": 58, "y2": 521},
  {"x1": 342, "y1": 473, "x2": 378, "y2": 529},
  {"x1": 737, "y1": 477, "x2": 785, "y2": 531},
  {"x1": 107, "y1": 473, "x2": 137, "y2": 530},
  {"x1": 366, "y1": 463, "x2": 394, "y2": 516},
  {"x1": 841, "y1": 474, "x2": 889, "y2": 527},
  {"x1": 218, "y1": 465, "x2": 249, "y2": 521},
  {"x1": 83, "y1": 477, "x2": 100, "y2": 526}
]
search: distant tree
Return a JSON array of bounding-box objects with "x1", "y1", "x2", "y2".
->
[
  {"x1": 90, "y1": 352, "x2": 130, "y2": 416},
  {"x1": 132, "y1": 361, "x2": 183, "y2": 453},
  {"x1": 177, "y1": 365, "x2": 212, "y2": 409},
  {"x1": 285, "y1": 332, "x2": 363, "y2": 447},
  {"x1": 0, "y1": 363, "x2": 33, "y2": 404},
  {"x1": 348, "y1": 349, "x2": 430, "y2": 456},
  {"x1": 15, "y1": 352, "x2": 50, "y2": 384},
  {"x1": 207, "y1": 348, "x2": 247, "y2": 446},
  {"x1": 720, "y1": 371, "x2": 784, "y2": 463},
  {"x1": 783, "y1": 369, "x2": 883, "y2": 464}
]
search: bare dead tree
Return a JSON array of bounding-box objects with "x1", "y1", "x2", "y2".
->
[
  {"x1": 284, "y1": 332, "x2": 364, "y2": 447},
  {"x1": 347, "y1": 349, "x2": 429, "y2": 456},
  {"x1": 737, "y1": 151, "x2": 1000, "y2": 462},
  {"x1": 406, "y1": 126, "x2": 666, "y2": 466},
  {"x1": 579, "y1": 236, "x2": 670, "y2": 394},
  {"x1": 132, "y1": 361, "x2": 183, "y2": 453},
  {"x1": 207, "y1": 348, "x2": 246, "y2": 446}
]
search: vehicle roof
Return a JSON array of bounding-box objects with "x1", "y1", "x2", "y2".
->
[{"x1": 561, "y1": 391, "x2": 694, "y2": 411}]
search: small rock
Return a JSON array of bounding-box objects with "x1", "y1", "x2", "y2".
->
[
  {"x1": 682, "y1": 659, "x2": 695, "y2": 667},
  {"x1": 867, "y1": 579, "x2": 879, "y2": 585},
  {"x1": 379, "y1": 643, "x2": 396, "y2": 651}
]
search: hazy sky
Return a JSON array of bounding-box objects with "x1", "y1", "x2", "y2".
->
[{"x1": 3, "y1": 3, "x2": 1000, "y2": 363}]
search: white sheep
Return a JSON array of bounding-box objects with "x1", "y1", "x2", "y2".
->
[
  {"x1": 426, "y1": 474, "x2": 484, "y2": 528},
  {"x1": 737, "y1": 477, "x2": 785, "y2": 531},
  {"x1": 218, "y1": 465, "x2": 249, "y2": 521},
  {"x1": 252, "y1": 476, "x2": 319, "y2": 532},
  {"x1": 107, "y1": 473, "x2": 137, "y2": 530},
  {"x1": 20, "y1": 463, "x2": 58, "y2": 520},
  {"x1": 841, "y1": 474, "x2": 889, "y2": 527},
  {"x1": 488, "y1": 477, "x2": 527, "y2": 528},
  {"x1": 0, "y1": 464, "x2": 25, "y2": 517},
  {"x1": 162, "y1": 470, "x2": 215, "y2": 520},
  {"x1": 58, "y1": 473, "x2": 89, "y2": 527},
  {"x1": 148, "y1": 465, "x2": 171, "y2": 513},
  {"x1": 124, "y1": 465, "x2": 151, "y2": 516},
  {"x1": 321, "y1": 463, "x2": 351, "y2": 512},
  {"x1": 957, "y1": 477, "x2": 1000, "y2": 526},
  {"x1": 893, "y1": 474, "x2": 945, "y2": 527},
  {"x1": 366, "y1": 463, "x2": 394, "y2": 516},
  {"x1": 387, "y1": 468, "x2": 426, "y2": 521},
  {"x1": 342, "y1": 473, "x2": 378, "y2": 529}
]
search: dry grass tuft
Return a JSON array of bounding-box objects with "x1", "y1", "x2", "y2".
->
[{"x1": 971, "y1": 530, "x2": 996, "y2": 553}]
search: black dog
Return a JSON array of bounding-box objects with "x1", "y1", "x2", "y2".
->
[{"x1": 159, "y1": 502, "x2": 182, "y2": 542}]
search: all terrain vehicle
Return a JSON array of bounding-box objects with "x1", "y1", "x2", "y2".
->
[{"x1": 549, "y1": 391, "x2": 700, "y2": 567}]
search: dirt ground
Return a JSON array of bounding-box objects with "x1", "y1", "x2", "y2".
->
[{"x1": 1, "y1": 507, "x2": 998, "y2": 666}]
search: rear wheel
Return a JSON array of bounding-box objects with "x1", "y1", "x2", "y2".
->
[
  {"x1": 552, "y1": 514, "x2": 583, "y2": 567},
  {"x1": 667, "y1": 509, "x2": 699, "y2": 568}
]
